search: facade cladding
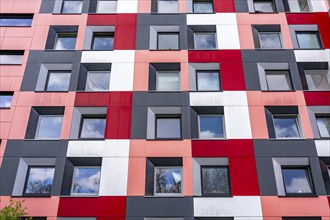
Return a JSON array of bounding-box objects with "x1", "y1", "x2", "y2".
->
[{"x1": 0, "y1": 0, "x2": 330, "y2": 219}]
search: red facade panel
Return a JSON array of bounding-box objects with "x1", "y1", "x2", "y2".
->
[
  {"x1": 304, "y1": 91, "x2": 330, "y2": 106},
  {"x1": 214, "y1": 0, "x2": 236, "y2": 12}
]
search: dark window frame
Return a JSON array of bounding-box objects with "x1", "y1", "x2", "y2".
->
[
  {"x1": 155, "y1": 115, "x2": 182, "y2": 140},
  {"x1": 258, "y1": 31, "x2": 283, "y2": 49},
  {"x1": 295, "y1": 31, "x2": 323, "y2": 49},
  {"x1": 61, "y1": 0, "x2": 83, "y2": 14},
  {"x1": 192, "y1": 0, "x2": 214, "y2": 13},
  {"x1": 315, "y1": 114, "x2": 330, "y2": 139},
  {"x1": 44, "y1": 70, "x2": 71, "y2": 92},
  {"x1": 70, "y1": 165, "x2": 101, "y2": 196},
  {"x1": 253, "y1": 0, "x2": 276, "y2": 13},
  {"x1": 91, "y1": 32, "x2": 115, "y2": 50},
  {"x1": 196, "y1": 70, "x2": 221, "y2": 91},
  {"x1": 264, "y1": 69, "x2": 293, "y2": 91},
  {"x1": 272, "y1": 114, "x2": 302, "y2": 139},
  {"x1": 0, "y1": 92, "x2": 14, "y2": 109},
  {"x1": 0, "y1": 14, "x2": 33, "y2": 27},
  {"x1": 156, "y1": 32, "x2": 180, "y2": 50},
  {"x1": 54, "y1": 32, "x2": 77, "y2": 50},
  {"x1": 193, "y1": 32, "x2": 217, "y2": 50},
  {"x1": 78, "y1": 115, "x2": 107, "y2": 140},
  {"x1": 153, "y1": 166, "x2": 183, "y2": 196}
]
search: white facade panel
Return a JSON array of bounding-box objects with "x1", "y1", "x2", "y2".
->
[
  {"x1": 310, "y1": 0, "x2": 328, "y2": 12},
  {"x1": 81, "y1": 50, "x2": 135, "y2": 63},
  {"x1": 187, "y1": 13, "x2": 237, "y2": 25},
  {"x1": 294, "y1": 49, "x2": 330, "y2": 62},
  {"x1": 117, "y1": 0, "x2": 138, "y2": 13},
  {"x1": 315, "y1": 140, "x2": 330, "y2": 157},
  {"x1": 190, "y1": 92, "x2": 249, "y2": 106},
  {"x1": 216, "y1": 24, "x2": 240, "y2": 49},
  {"x1": 110, "y1": 62, "x2": 134, "y2": 91},
  {"x1": 224, "y1": 106, "x2": 252, "y2": 139}
]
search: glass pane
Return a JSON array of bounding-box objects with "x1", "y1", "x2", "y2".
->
[
  {"x1": 194, "y1": 33, "x2": 216, "y2": 49},
  {"x1": 316, "y1": 117, "x2": 330, "y2": 138},
  {"x1": 197, "y1": 71, "x2": 220, "y2": 91},
  {"x1": 199, "y1": 115, "x2": 224, "y2": 138},
  {"x1": 156, "y1": 118, "x2": 181, "y2": 138},
  {"x1": 289, "y1": 0, "x2": 310, "y2": 12},
  {"x1": 202, "y1": 167, "x2": 229, "y2": 194},
  {"x1": 296, "y1": 32, "x2": 321, "y2": 49},
  {"x1": 158, "y1": 0, "x2": 179, "y2": 13},
  {"x1": 97, "y1": 0, "x2": 117, "y2": 13},
  {"x1": 85, "y1": 71, "x2": 110, "y2": 91},
  {"x1": 36, "y1": 116, "x2": 63, "y2": 139},
  {"x1": 80, "y1": 118, "x2": 106, "y2": 138},
  {"x1": 273, "y1": 116, "x2": 300, "y2": 138},
  {"x1": 259, "y1": 33, "x2": 282, "y2": 49},
  {"x1": 328, "y1": 167, "x2": 330, "y2": 178},
  {"x1": 254, "y1": 0, "x2": 275, "y2": 12},
  {"x1": 0, "y1": 17, "x2": 32, "y2": 27},
  {"x1": 0, "y1": 54, "x2": 23, "y2": 64},
  {"x1": 0, "y1": 95, "x2": 13, "y2": 108},
  {"x1": 155, "y1": 167, "x2": 182, "y2": 194},
  {"x1": 158, "y1": 33, "x2": 179, "y2": 50},
  {"x1": 92, "y1": 35, "x2": 114, "y2": 50},
  {"x1": 305, "y1": 70, "x2": 330, "y2": 91},
  {"x1": 72, "y1": 167, "x2": 101, "y2": 194},
  {"x1": 24, "y1": 167, "x2": 55, "y2": 194},
  {"x1": 282, "y1": 168, "x2": 313, "y2": 194},
  {"x1": 157, "y1": 72, "x2": 180, "y2": 91},
  {"x1": 62, "y1": 0, "x2": 83, "y2": 13},
  {"x1": 265, "y1": 71, "x2": 292, "y2": 90},
  {"x1": 46, "y1": 72, "x2": 71, "y2": 91},
  {"x1": 54, "y1": 35, "x2": 77, "y2": 50},
  {"x1": 193, "y1": 2, "x2": 213, "y2": 13}
]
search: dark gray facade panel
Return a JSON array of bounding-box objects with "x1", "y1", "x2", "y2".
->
[
  {"x1": 126, "y1": 197, "x2": 194, "y2": 218},
  {"x1": 309, "y1": 157, "x2": 327, "y2": 195},
  {"x1": 0, "y1": 158, "x2": 20, "y2": 196},
  {"x1": 132, "y1": 92, "x2": 190, "y2": 106},
  {"x1": 39, "y1": 0, "x2": 90, "y2": 14},
  {"x1": 234, "y1": 0, "x2": 249, "y2": 12},
  {"x1": 307, "y1": 106, "x2": 330, "y2": 138},
  {"x1": 137, "y1": 14, "x2": 187, "y2": 26},
  {"x1": 130, "y1": 106, "x2": 148, "y2": 139},
  {"x1": 241, "y1": 50, "x2": 296, "y2": 63},
  {"x1": 27, "y1": 51, "x2": 82, "y2": 63}
]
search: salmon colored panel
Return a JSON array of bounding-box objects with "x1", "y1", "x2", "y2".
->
[
  {"x1": 237, "y1": 24, "x2": 254, "y2": 49},
  {"x1": 261, "y1": 196, "x2": 330, "y2": 217},
  {"x1": 183, "y1": 157, "x2": 193, "y2": 195},
  {"x1": 0, "y1": 139, "x2": 8, "y2": 165},
  {"x1": 129, "y1": 140, "x2": 192, "y2": 157},
  {"x1": 0, "y1": 77, "x2": 22, "y2": 91},
  {"x1": 179, "y1": 0, "x2": 187, "y2": 13},
  {"x1": 0, "y1": 28, "x2": 5, "y2": 38},
  {"x1": 247, "y1": 91, "x2": 306, "y2": 106},
  {"x1": 75, "y1": 26, "x2": 86, "y2": 50},
  {"x1": 30, "y1": 26, "x2": 49, "y2": 50},
  {"x1": 0, "y1": 196, "x2": 60, "y2": 217},
  {"x1": 5, "y1": 27, "x2": 36, "y2": 38},
  {"x1": 0, "y1": 65, "x2": 26, "y2": 77},
  {"x1": 1, "y1": 37, "x2": 32, "y2": 50},
  {"x1": 16, "y1": 92, "x2": 76, "y2": 107},
  {"x1": 12, "y1": 2, "x2": 42, "y2": 13},
  {"x1": 127, "y1": 157, "x2": 146, "y2": 196},
  {"x1": 7, "y1": 107, "x2": 30, "y2": 139},
  {"x1": 0, "y1": 3, "x2": 14, "y2": 13},
  {"x1": 135, "y1": 50, "x2": 188, "y2": 63},
  {"x1": 36, "y1": 14, "x2": 88, "y2": 26},
  {"x1": 133, "y1": 62, "x2": 149, "y2": 91},
  {"x1": 180, "y1": 62, "x2": 189, "y2": 91},
  {"x1": 0, "y1": 108, "x2": 16, "y2": 123},
  {"x1": 138, "y1": 0, "x2": 151, "y2": 13},
  {"x1": 236, "y1": 13, "x2": 288, "y2": 25},
  {"x1": 60, "y1": 107, "x2": 73, "y2": 139},
  {"x1": 0, "y1": 123, "x2": 11, "y2": 139},
  {"x1": 298, "y1": 106, "x2": 314, "y2": 139},
  {"x1": 281, "y1": 24, "x2": 293, "y2": 49},
  {"x1": 325, "y1": 0, "x2": 329, "y2": 10},
  {"x1": 249, "y1": 106, "x2": 269, "y2": 139}
]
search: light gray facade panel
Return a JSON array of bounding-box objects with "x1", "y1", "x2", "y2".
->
[{"x1": 307, "y1": 106, "x2": 330, "y2": 138}]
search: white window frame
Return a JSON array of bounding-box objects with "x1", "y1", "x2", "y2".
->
[
  {"x1": 153, "y1": 166, "x2": 183, "y2": 196},
  {"x1": 70, "y1": 166, "x2": 102, "y2": 196},
  {"x1": 198, "y1": 114, "x2": 226, "y2": 139}
]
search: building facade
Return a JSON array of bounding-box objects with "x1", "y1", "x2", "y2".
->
[{"x1": 0, "y1": 0, "x2": 329, "y2": 219}]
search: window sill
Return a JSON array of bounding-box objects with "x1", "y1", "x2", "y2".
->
[
  {"x1": 254, "y1": 48, "x2": 287, "y2": 51},
  {"x1": 278, "y1": 195, "x2": 318, "y2": 198},
  {"x1": 12, "y1": 195, "x2": 52, "y2": 198},
  {"x1": 191, "y1": 138, "x2": 228, "y2": 141},
  {"x1": 249, "y1": 12, "x2": 279, "y2": 14},
  {"x1": 88, "y1": 13, "x2": 118, "y2": 15},
  {"x1": 0, "y1": 63, "x2": 22, "y2": 66},
  {"x1": 52, "y1": 13, "x2": 83, "y2": 15},
  {"x1": 0, "y1": 107, "x2": 11, "y2": 110},
  {"x1": 44, "y1": 49, "x2": 77, "y2": 52},
  {"x1": 144, "y1": 195, "x2": 184, "y2": 198},
  {"x1": 150, "y1": 12, "x2": 181, "y2": 15},
  {"x1": 24, "y1": 139, "x2": 62, "y2": 141},
  {"x1": 34, "y1": 90, "x2": 70, "y2": 93},
  {"x1": 0, "y1": 26, "x2": 32, "y2": 28},
  {"x1": 268, "y1": 138, "x2": 305, "y2": 141},
  {"x1": 82, "y1": 49, "x2": 114, "y2": 51},
  {"x1": 60, "y1": 195, "x2": 100, "y2": 198},
  {"x1": 146, "y1": 138, "x2": 184, "y2": 141},
  {"x1": 76, "y1": 91, "x2": 110, "y2": 93},
  {"x1": 294, "y1": 48, "x2": 325, "y2": 50},
  {"x1": 148, "y1": 90, "x2": 183, "y2": 93},
  {"x1": 261, "y1": 90, "x2": 296, "y2": 92},
  {"x1": 149, "y1": 49, "x2": 181, "y2": 51},
  {"x1": 188, "y1": 49, "x2": 218, "y2": 51},
  {"x1": 197, "y1": 194, "x2": 233, "y2": 197},
  {"x1": 190, "y1": 90, "x2": 222, "y2": 93},
  {"x1": 302, "y1": 90, "x2": 330, "y2": 92}
]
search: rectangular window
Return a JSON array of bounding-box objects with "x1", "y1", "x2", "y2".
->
[
  {"x1": 273, "y1": 115, "x2": 301, "y2": 138},
  {"x1": 154, "y1": 167, "x2": 182, "y2": 195},
  {"x1": 79, "y1": 117, "x2": 106, "y2": 139},
  {"x1": 282, "y1": 167, "x2": 314, "y2": 195},
  {"x1": 304, "y1": 70, "x2": 330, "y2": 91},
  {"x1": 0, "y1": 50, "x2": 24, "y2": 65},
  {"x1": 157, "y1": 0, "x2": 179, "y2": 13},
  {"x1": 253, "y1": 0, "x2": 275, "y2": 12},
  {"x1": 265, "y1": 70, "x2": 292, "y2": 91},
  {"x1": 61, "y1": 0, "x2": 83, "y2": 13},
  {"x1": 258, "y1": 32, "x2": 282, "y2": 49},
  {"x1": 35, "y1": 115, "x2": 63, "y2": 139},
  {"x1": 0, "y1": 14, "x2": 33, "y2": 27},
  {"x1": 201, "y1": 166, "x2": 230, "y2": 196},
  {"x1": 71, "y1": 167, "x2": 101, "y2": 195},
  {"x1": 23, "y1": 167, "x2": 55, "y2": 196},
  {"x1": 92, "y1": 33, "x2": 114, "y2": 50},
  {"x1": 316, "y1": 116, "x2": 330, "y2": 138},
  {"x1": 193, "y1": 0, "x2": 214, "y2": 13},
  {"x1": 156, "y1": 71, "x2": 180, "y2": 91},
  {"x1": 157, "y1": 32, "x2": 180, "y2": 50},
  {"x1": 296, "y1": 32, "x2": 322, "y2": 49},
  {"x1": 85, "y1": 71, "x2": 110, "y2": 91},
  {"x1": 0, "y1": 93, "x2": 13, "y2": 109},
  {"x1": 288, "y1": 0, "x2": 311, "y2": 12},
  {"x1": 199, "y1": 115, "x2": 225, "y2": 139},
  {"x1": 196, "y1": 71, "x2": 220, "y2": 91},
  {"x1": 328, "y1": 166, "x2": 330, "y2": 178},
  {"x1": 45, "y1": 71, "x2": 71, "y2": 91},
  {"x1": 156, "y1": 116, "x2": 181, "y2": 139},
  {"x1": 194, "y1": 33, "x2": 216, "y2": 49},
  {"x1": 54, "y1": 33, "x2": 77, "y2": 50},
  {"x1": 97, "y1": 0, "x2": 117, "y2": 13}
]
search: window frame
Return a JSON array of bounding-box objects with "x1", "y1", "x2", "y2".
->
[
  {"x1": 78, "y1": 115, "x2": 106, "y2": 140},
  {"x1": 35, "y1": 115, "x2": 63, "y2": 140},
  {"x1": 156, "y1": 71, "x2": 181, "y2": 91},
  {"x1": 198, "y1": 114, "x2": 226, "y2": 139},
  {"x1": 196, "y1": 70, "x2": 221, "y2": 91},
  {"x1": 61, "y1": 0, "x2": 83, "y2": 14},
  {"x1": 295, "y1": 31, "x2": 323, "y2": 49},
  {"x1": 304, "y1": 70, "x2": 330, "y2": 91},
  {"x1": 54, "y1": 32, "x2": 77, "y2": 50},
  {"x1": 315, "y1": 115, "x2": 330, "y2": 139},
  {"x1": 258, "y1": 31, "x2": 283, "y2": 49},
  {"x1": 91, "y1": 32, "x2": 114, "y2": 50},
  {"x1": 264, "y1": 70, "x2": 293, "y2": 91},
  {"x1": 253, "y1": 0, "x2": 276, "y2": 13},
  {"x1": 0, "y1": 92, "x2": 13, "y2": 109},
  {"x1": 272, "y1": 114, "x2": 302, "y2": 139},
  {"x1": 155, "y1": 115, "x2": 182, "y2": 140},
  {"x1": 85, "y1": 71, "x2": 111, "y2": 91},
  {"x1": 287, "y1": 0, "x2": 312, "y2": 12},
  {"x1": 156, "y1": 32, "x2": 180, "y2": 50},
  {"x1": 200, "y1": 165, "x2": 231, "y2": 197},
  {"x1": 44, "y1": 71, "x2": 71, "y2": 92},
  {"x1": 281, "y1": 166, "x2": 315, "y2": 196},
  {"x1": 70, "y1": 166, "x2": 102, "y2": 196},
  {"x1": 192, "y1": 0, "x2": 214, "y2": 13},
  {"x1": 153, "y1": 166, "x2": 183, "y2": 196},
  {"x1": 157, "y1": 0, "x2": 179, "y2": 13},
  {"x1": 96, "y1": 0, "x2": 118, "y2": 13},
  {"x1": 193, "y1": 32, "x2": 217, "y2": 50},
  {"x1": 0, "y1": 14, "x2": 33, "y2": 27}
]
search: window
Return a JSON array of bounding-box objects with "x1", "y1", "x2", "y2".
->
[
  {"x1": 253, "y1": 0, "x2": 275, "y2": 12},
  {"x1": 45, "y1": 71, "x2": 71, "y2": 91},
  {"x1": 0, "y1": 50, "x2": 24, "y2": 65},
  {"x1": 199, "y1": 115, "x2": 225, "y2": 139},
  {"x1": 328, "y1": 166, "x2": 330, "y2": 178},
  {"x1": 61, "y1": 0, "x2": 83, "y2": 13},
  {"x1": 0, "y1": 14, "x2": 33, "y2": 27},
  {"x1": 282, "y1": 167, "x2": 314, "y2": 195},
  {"x1": 154, "y1": 167, "x2": 182, "y2": 195},
  {"x1": 287, "y1": 0, "x2": 311, "y2": 12},
  {"x1": 201, "y1": 166, "x2": 230, "y2": 196},
  {"x1": 193, "y1": 0, "x2": 214, "y2": 13},
  {"x1": 54, "y1": 33, "x2": 77, "y2": 50},
  {"x1": 273, "y1": 115, "x2": 301, "y2": 138},
  {"x1": 85, "y1": 71, "x2": 110, "y2": 91},
  {"x1": 23, "y1": 167, "x2": 55, "y2": 196},
  {"x1": 157, "y1": 32, "x2": 179, "y2": 50},
  {"x1": 156, "y1": 71, "x2": 180, "y2": 91},
  {"x1": 71, "y1": 167, "x2": 101, "y2": 195},
  {"x1": 157, "y1": 0, "x2": 179, "y2": 13},
  {"x1": 265, "y1": 70, "x2": 292, "y2": 90},
  {"x1": 316, "y1": 116, "x2": 330, "y2": 138},
  {"x1": 80, "y1": 117, "x2": 106, "y2": 139},
  {"x1": 196, "y1": 71, "x2": 220, "y2": 91},
  {"x1": 0, "y1": 93, "x2": 13, "y2": 108},
  {"x1": 92, "y1": 33, "x2": 114, "y2": 50},
  {"x1": 97, "y1": 0, "x2": 117, "y2": 13},
  {"x1": 304, "y1": 70, "x2": 330, "y2": 91},
  {"x1": 35, "y1": 115, "x2": 63, "y2": 139},
  {"x1": 258, "y1": 32, "x2": 282, "y2": 49},
  {"x1": 296, "y1": 32, "x2": 322, "y2": 49},
  {"x1": 156, "y1": 116, "x2": 181, "y2": 139},
  {"x1": 194, "y1": 33, "x2": 216, "y2": 49}
]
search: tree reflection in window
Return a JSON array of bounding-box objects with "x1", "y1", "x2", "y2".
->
[
  {"x1": 201, "y1": 167, "x2": 230, "y2": 196},
  {"x1": 155, "y1": 167, "x2": 182, "y2": 194},
  {"x1": 24, "y1": 167, "x2": 55, "y2": 195}
]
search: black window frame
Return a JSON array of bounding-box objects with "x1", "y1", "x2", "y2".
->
[
  {"x1": 253, "y1": 0, "x2": 276, "y2": 13},
  {"x1": 315, "y1": 115, "x2": 330, "y2": 139},
  {"x1": 264, "y1": 69, "x2": 293, "y2": 91},
  {"x1": 192, "y1": 0, "x2": 214, "y2": 13},
  {"x1": 53, "y1": 32, "x2": 78, "y2": 50},
  {"x1": 156, "y1": 32, "x2": 180, "y2": 50},
  {"x1": 78, "y1": 115, "x2": 107, "y2": 140},
  {"x1": 91, "y1": 32, "x2": 115, "y2": 50},
  {"x1": 196, "y1": 70, "x2": 221, "y2": 91},
  {"x1": 44, "y1": 70, "x2": 71, "y2": 92},
  {"x1": 61, "y1": 0, "x2": 84, "y2": 14},
  {"x1": 155, "y1": 115, "x2": 182, "y2": 140},
  {"x1": 0, "y1": 92, "x2": 14, "y2": 109},
  {"x1": 193, "y1": 32, "x2": 217, "y2": 50},
  {"x1": 295, "y1": 31, "x2": 323, "y2": 49},
  {"x1": 0, "y1": 14, "x2": 33, "y2": 27},
  {"x1": 272, "y1": 114, "x2": 301, "y2": 139}
]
